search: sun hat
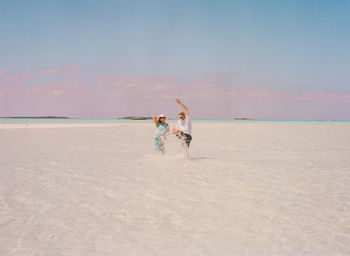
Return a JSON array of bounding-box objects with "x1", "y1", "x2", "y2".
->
[{"x1": 158, "y1": 114, "x2": 167, "y2": 121}]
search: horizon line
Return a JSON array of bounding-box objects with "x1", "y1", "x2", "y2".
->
[{"x1": 1, "y1": 117, "x2": 349, "y2": 122}]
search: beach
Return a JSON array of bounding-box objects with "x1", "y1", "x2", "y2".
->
[{"x1": 0, "y1": 121, "x2": 349, "y2": 255}]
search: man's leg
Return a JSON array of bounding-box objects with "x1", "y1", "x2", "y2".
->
[
  {"x1": 184, "y1": 134, "x2": 192, "y2": 147},
  {"x1": 177, "y1": 132, "x2": 191, "y2": 158}
]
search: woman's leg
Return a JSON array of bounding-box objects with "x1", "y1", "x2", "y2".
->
[{"x1": 160, "y1": 136, "x2": 165, "y2": 154}]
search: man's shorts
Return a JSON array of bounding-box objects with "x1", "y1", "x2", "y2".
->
[{"x1": 177, "y1": 131, "x2": 192, "y2": 147}]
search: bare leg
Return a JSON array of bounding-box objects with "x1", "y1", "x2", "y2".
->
[
  {"x1": 182, "y1": 142, "x2": 190, "y2": 159},
  {"x1": 174, "y1": 131, "x2": 190, "y2": 159},
  {"x1": 160, "y1": 136, "x2": 165, "y2": 154}
]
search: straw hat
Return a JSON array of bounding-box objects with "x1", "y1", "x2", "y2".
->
[{"x1": 158, "y1": 114, "x2": 167, "y2": 121}]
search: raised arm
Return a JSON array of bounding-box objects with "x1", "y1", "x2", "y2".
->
[
  {"x1": 152, "y1": 115, "x2": 159, "y2": 127},
  {"x1": 176, "y1": 99, "x2": 190, "y2": 116}
]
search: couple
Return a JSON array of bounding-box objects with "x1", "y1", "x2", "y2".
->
[{"x1": 152, "y1": 99, "x2": 192, "y2": 154}]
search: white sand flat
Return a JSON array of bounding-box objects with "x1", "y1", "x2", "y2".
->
[{"x1": 0, "y1": 122, "x2": 349, "y2": 255}]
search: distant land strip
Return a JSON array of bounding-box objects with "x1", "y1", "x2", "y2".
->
[
  {"x1": 118, "y1": 116, "x2": 152, "y2": 120},
  {"x1": 0, "y1": 116, "x2": 71, "y2": 119}
]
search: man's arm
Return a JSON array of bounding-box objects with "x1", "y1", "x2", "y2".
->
[
  {"x1": 176, "y1": 99, "x2": 189, "y2": 116},
  {"x1": 172, "y1": 126, "x2": 181, "y2": 135}
]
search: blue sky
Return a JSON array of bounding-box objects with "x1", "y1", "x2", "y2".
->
[{"x1": 1, "y1": 0, "x2": 350, "y2": 119}]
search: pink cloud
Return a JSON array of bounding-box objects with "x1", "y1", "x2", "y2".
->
[
  {"x1": 38, "y1": 68, "x2": 60, "y2": 74},
  {"x1": 49, "y1": 89, "x2": 65, "y2": 96},
  {"x1": 202, "y1": 72, "x2": 234, "y2": 85},
  {"x1": 0, "y1": 70, "x2": 7, "y2": 76},
  {"x1": 97, "y1": 76, "x2": 110, "y2": 88},
  {"x1": 3, "y1": 69, "x2": 349, "y2": 104},
  {"x1": 96, "y1": 75, "x2": 179, "y2": 99},
  {"x1": 95, "y1": 73, "x2": 293, "y2": 101},
  {"x1": 2, "y1": 67, "x2": 350, "y2": 119},
  {"x1": 5, "y1": 73, "x2": 32, "y2": 86},
  {"x1": 61, "y1": 64, "x2": 81, "y2": 78},
  {"x1": 242, "y1": 88, "x2": 291, "y2": 100},
  {"x1": 95, "y1": 73, "x2": 236, "y2": 100},
  {"x1": 298, "y1": 93, "x2": 350, "y2": 102},
  {"x1": 91, "y1": 73, "x2": 350, "y2": 105},
  {"x1": 28, "y1": 80, "x2": 72, "y2": 97},
  {"x1": 36, "y1": 64, "x2": 81, "y2": 78},
  {"x1": 186, "y1": 72, "x2": 234, "y2": 88},
  {"x1": 113, "y1": 76, "x2": 169, "y2": 90},
  {"x1": 104, "y1": 92, "x2": 125, "y2": 98}
]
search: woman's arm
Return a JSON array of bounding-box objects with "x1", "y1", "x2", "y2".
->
[
  {"x1": 152, "y1": 116, "x2": 159, "y2": 127},
  {"x1": 166, "y1": 124, "x2": 170, "y2": 133}
]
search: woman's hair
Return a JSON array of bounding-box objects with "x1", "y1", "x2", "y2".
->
[{"x1": 159, "y1": 117, "x2": 166, "y2": 123}]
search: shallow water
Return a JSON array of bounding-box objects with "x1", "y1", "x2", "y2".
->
[{"x1": 0, "y1": 122, "x2": 350, "y2": 255}]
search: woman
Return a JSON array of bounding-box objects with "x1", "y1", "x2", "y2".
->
[{"x1": 153, "y1": 114, "x2": 169, "y2": 153}]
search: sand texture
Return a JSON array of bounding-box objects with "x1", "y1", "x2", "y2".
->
[{"x1": 1, "y1": 122, "x2": 350, "y2": 255}]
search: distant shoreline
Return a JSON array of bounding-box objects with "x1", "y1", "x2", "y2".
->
[
  {"x1": 1, "y1": 116, "x2": 71, "y2": 119},
  {"x1": 0, "y1": 117, "x2": 348, "y2": 122},
  {"x1": 117, "y1": 116, "x2": 152, "y2": 120},
  {"x1": 233, "y1": 118, "x2": 255, "y2": 120}
]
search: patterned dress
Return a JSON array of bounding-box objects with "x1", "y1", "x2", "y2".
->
[{"x1": 154, "y1": 122, "x2": 169, "y2": 151}]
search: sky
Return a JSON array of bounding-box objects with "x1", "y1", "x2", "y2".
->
[{"x1": 0, "y1": 0, "x2": 350, "y2": 119}]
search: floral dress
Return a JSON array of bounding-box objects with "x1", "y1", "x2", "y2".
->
[{"x1": 154, "y1": 122, "x2": 169, "y2": 151}]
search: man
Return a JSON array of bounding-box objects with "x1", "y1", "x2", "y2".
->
[{"x1": 172, "y1": 99, "x2": 192, "y2": 148}]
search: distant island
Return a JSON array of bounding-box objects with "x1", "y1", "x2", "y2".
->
[
  {"x1": 233, "y1": 118, "x2": 255, "y2": 120},
  {"x1": 1, "y1": 116, "x2": 71, "y2": 119},
  {"x1": 118, "y1": 116, "x2": 153, "y2": 120}
]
